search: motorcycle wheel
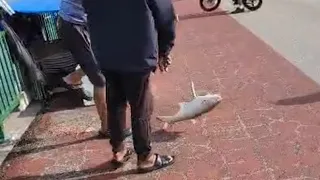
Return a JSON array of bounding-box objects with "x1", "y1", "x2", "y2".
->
[
  {"x1": 199, "y1": 0, "x2": 221, "y2": 12},
  {"x1": 242, "y1": 0, "x2": 263, "y2": 11}
]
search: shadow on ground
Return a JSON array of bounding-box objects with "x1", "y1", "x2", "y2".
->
[
  {"x1": 179, "y1": 11, "x2": 228, "y2": 21},
  {"x1": 43, "y1": 90, "x2": 87, "y2": 113},
  {"x1": 275, "y1": 91, "x2": 320, "y2": 105},
  {"x1": 151, "y1": 129, "x2": 184, "y2": 143},
  {"x1": 7, "y1": 160, "x2": 138, "y2": 180},
  {"x1": 4, "y1": 130, "x2": 183, "y2": 180},
  {"x1": 5, "y1": 129, "x2": 183, "y2": 162},
  {"x1": 5, "y1": 134, "x2": 101, "y2": 161}
]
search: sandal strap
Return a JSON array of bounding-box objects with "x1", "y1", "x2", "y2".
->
[
  {"x1": 137, "y1": 153, "x2": 175, "y2": 174},
  {"x1": 154, "y1": 154, "x2": 174, "y2": 167}
]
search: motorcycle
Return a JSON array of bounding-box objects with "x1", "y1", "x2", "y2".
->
[{"x1": 200, "y1": 0, "x2": 263, "y2": 12}]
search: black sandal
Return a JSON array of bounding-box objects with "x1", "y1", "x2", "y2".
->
[
  {"x1": 137, "y1": 154, "x2": 175, "y2": 174},
  {"x1": 111, "y1": 148, "x2": 134, "y2": 168}
]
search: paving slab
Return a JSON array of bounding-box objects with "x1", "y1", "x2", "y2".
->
[
  {"x1": 1, "y1": 0, "x2": 320, "y2": 179},
  {"x1": 0, "y1": 103, "x2": 41, "y2": 166}
]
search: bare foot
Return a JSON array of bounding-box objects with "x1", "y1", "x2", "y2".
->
[
  {"x1": 138, "y1": 154, "x2": 157, "y2": 169},
  {"x1": 111, "y1": 148, "x2": 133, "y2": 168},
  {"x1": 63, "y1": 73, "x2": 82, "y2": 85},
  {"x1": 113, "y1": 149, "x2": 129, "y2": 162}
]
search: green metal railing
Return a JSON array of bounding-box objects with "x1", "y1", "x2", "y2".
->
[
  {"x1": 0, "y1": 11, "x2": 60, "y2": 142},
  {"x1": 40, "y1": 12, "x2": 60, "y2": 42},
  {"x1": 34, "y1": 12, "x2": 59, "y2": 100},
  {"x1": 0, "y1": 30, "x2": 22, "y2": 141},
  {"x1": 33, "y1": 12, "x2": 60, "y2": 100}
]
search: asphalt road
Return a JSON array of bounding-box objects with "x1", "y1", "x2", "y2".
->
[{"x1": 221, "y1": 0, "x2": 320, "y2": 84}]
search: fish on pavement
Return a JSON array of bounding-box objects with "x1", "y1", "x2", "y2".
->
[{"x1": 156, "y1": 81, "x2": 222, "y2": 129}]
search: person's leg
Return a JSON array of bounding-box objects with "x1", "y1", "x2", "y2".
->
[
  {"x1": 97, "y1": 83, "x2": 132, "y2": 138},
  {"x1": 63, "y1": 68, "x2": 85, "y2": 85},
  {"x1": 60, "y1": 67, "x2": 93, "y2": 101},
  {"x1": 237, "y1": 0, "x2": 244, "y2": 8},
  {"x1": 57, "y1": 17, "x2": 93, "y2": 100},
  {"x1": 57, "y1": 17, "x2": 128, "y2": 137},
  {"x1": 94, "y1": 86, "x2": 107, "y2": 132},
  {"x1": 95, "y1": 85, "x2": 132, "y2": 138},
  {"x1": 70, "y1": 21, "x2": 132, "y2": 138},
  {"x1": 123, "y1": 71, "x2": 174, "y2": 173},
  {"x1": 103, "y1": 71, "x2": 133, "y2": 163},
  {"x1": 123, "y1": 72, "x2": 153, "y2": 159},
  {"x1": 231, "y1": 0, "x2": 245, "y2": 13}
]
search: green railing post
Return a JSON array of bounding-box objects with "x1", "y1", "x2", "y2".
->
[
  {"x1": 40, "y1": 12, "x2": 60, "y2": 42},
  {"x1": 0, "y1": 123, "x2": 4, "y2": 141},
  {"x1": 0, "y1": 30, "x2": 22, "y2": 143}
]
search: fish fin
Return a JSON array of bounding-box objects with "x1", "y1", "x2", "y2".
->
[
  {"x1": 195, "y1": 90, "x2": 210, "y2": 96},
  {"x1": 191, "y1": 119, "x2": 196, "y2": 124},
  {"x1": 191, "y1": 80, "x2": 197, "y2": 98}
]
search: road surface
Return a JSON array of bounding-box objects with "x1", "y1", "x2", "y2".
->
[{"x1": 223, "y1": 0, "x2": 320, "y2": 84}]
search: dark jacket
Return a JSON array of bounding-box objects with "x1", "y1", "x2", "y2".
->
[{"x1": 83, "y1": 0, "x2": 176, "y2": 73}]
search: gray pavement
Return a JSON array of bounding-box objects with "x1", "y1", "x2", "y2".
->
[{"x1": 221, "y1": 0, "x2": 320, "y2": 84}]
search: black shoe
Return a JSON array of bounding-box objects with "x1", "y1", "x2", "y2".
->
[
  {"x1": 231, "y1": 7, "x2": 245, "y2": 14},
  {"x1": 98, "y1": 128, "x2": 132, "y2": 139}
]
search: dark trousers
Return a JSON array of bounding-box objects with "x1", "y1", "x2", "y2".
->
[{"x1": 103, "y1": 70, "x2": 153, "y2": 160}]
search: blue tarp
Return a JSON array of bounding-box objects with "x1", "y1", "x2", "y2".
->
[{"x1": 7, "y1": 0, "x2": 60, "y2": 13}]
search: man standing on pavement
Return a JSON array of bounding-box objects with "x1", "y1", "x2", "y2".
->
[
  {"x1": 83, "y1": 0, "x2": 177, "y2": 173},
  {"x1": 57, "y1": 0, "x2": 132, "y2": 138}
]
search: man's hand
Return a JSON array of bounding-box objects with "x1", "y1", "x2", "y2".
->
[{"x1": 158, "y1": 55, "x2": 172, "y2": 72}]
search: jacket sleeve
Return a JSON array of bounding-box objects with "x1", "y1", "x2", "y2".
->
[{"x1": 148, "y1": 0, "x2": 176, "y2": 57}]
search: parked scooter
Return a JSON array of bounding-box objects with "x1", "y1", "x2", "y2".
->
[{"x1": 200, "y1": 0, "x2": 263, "y2": 12}]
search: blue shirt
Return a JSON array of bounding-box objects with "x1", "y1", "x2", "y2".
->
[{"x1": 58, "y1": 0, "x2": 87, "y2": 25}]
